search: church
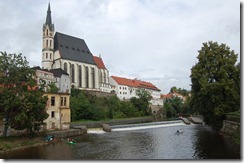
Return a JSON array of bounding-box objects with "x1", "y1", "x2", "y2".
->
[{"x1": 42, "y1": 3, "x2": 111, "y2": 92}]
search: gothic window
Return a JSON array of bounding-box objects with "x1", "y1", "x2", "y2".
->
[
  {"x1": 46, "y1": 29, "x2": 48, "y2": 36},
  {"x1": 78, "y1": 65, "x2": 82, "y2": 87},
  {"x1": 46, "y1": 53, "x2": 48, "y2": 59},
  {"x1": 91, "y1": 67, "x2": 95, "y2": 89},
  {"x1": 46, "y1": 40, "x2": 48, "y2": 47},
  {"x1": 71, "y1": 64, "x2": 75, "y2": 83},
  {"x1": 99, "y1": 70, "x2": 102, "y2": 83},
  {"x1": 64, "y1": 63, "x2": 67, "y2": 72},
  {"x1": 103, "y1": 72, "x2": 106, "y2": 83},
  {"x1": 50, "y1": 40, "x2": 52, "y2": 47},
  {"x1": 50, "y1": 53, "x2": 52, "y2": 59},
  {"x1": 85, "y1": 66, "x2": 89, "y2": 88}
]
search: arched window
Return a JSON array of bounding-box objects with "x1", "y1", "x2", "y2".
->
[
  {"x1": 104, "y1": 72, "x2": 106, "y2": 83},
  {"x1": 50, "y1": 53, "x2": 52, "y2": 59},
  {"x1": 46, "y1": 53, "x2": 48, "y2": 59},
  {"x1": 85, "y1": 66, "x2": 89, "y2": 88},
  {"x1": 46, "y1": 40, "x2": 48, "y2": 47},
  {"x1": 71, "y1": 64, "x2": 75, "y2": 83},
  {"x1": 78, "y1": 65, "x2": 82, "y2": 87},
  {"x1": 64, "y1": 63, "x2": 67, "y2": 72},
  {"x1": 91, "y1": 67, "x2": 95, "y2": 89},
  {"x1": 99, "y1": 70, "x2": 102, "y2": 83},
  {"x1": 46, "y1": 29, "x2": 48, "y2": 36},
  {"x1": 50, "y1": 40, "x2": 52, "y2": 47}
]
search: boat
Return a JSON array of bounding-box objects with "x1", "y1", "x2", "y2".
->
[
  {"x1": 62, "y1": 138, "x2": 76, "y2": 145},
  {"x1": 65, "y1": 141, "x2": 76, "y2": 145},
  {"x1": 175, "y1": 130, "x2": 184, "y2": 135}
]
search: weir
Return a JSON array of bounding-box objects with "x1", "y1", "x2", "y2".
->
[
  {"x1": 87, "y1": 121, "x2": 185, "y2": 134},
  {"x1": 111, "y1": 120, "x2": 185, "y2": 132}
]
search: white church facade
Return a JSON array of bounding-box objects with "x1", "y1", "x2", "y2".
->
[{"x1": 42, "y1": 3, "x2": 110, "y2": 92}]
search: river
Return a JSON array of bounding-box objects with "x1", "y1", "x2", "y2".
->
[{"x1": 1, "y1": 121, "x2": 240, "y2": 159}]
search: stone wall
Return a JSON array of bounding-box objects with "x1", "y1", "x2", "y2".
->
[
  {"x1": 46, "y1": 128, "x2": 87, "y2": 139},
  {"x1": 221, "y1": 120, "x2": 240, "y2": 135},
  {"x1": 84, "y1": 90, "x2": 115, "y2": 98}
]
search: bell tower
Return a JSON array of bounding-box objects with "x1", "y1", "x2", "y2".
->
[{"x1": 42, "y1": 2, "x2": 55, "y2": 70}]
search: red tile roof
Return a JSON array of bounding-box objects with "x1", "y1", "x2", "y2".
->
[
  {"x1": 93, "y1": 56, "x2": 106, "y2": 69},
  {"x1": 111, "y1": 76, "x2": 160, "y2": 91},
  {"x1": 161, "y1": 92, "x2": 184, "y2": 99}
]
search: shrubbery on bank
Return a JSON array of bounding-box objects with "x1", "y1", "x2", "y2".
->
[{"x1": 70, "y1": 88, "x2": 151, "y2": 122}]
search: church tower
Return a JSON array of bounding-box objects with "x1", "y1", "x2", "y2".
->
[{"x1": 42, "y1": 3, "x2": 54, "y2": 70}]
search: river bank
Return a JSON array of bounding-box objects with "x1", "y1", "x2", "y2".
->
[{"x1": 0, "y1": 117, "x2": 154, "y2": 155}]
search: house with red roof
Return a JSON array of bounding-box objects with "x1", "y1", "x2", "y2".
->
[
  {"x1": 160, "y1": 92, "x2": 187, "y2": 102},
  {"x1": 110, "y1": 76, "x2": 162, "y2": 101}
]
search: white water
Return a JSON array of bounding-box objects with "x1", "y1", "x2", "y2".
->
[
  {"x1": 87, "y1": 128, "x2": 106, "y2": 134},
  {"x1": 87, "y1": 121, "x2": 186, "y2": 134},
  {"x1": 112, "y1": 121, "x2": 186, "y2": 132}
]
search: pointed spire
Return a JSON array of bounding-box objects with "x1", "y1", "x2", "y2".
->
[
  {"x1": 45, "y1": 2, "x2": 52, "y2": 26},
  {"x1": 43, "y1": 2, "x2": 54, "y2": 30}
]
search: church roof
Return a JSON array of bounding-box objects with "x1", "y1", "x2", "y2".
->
[
  {"x1": 93, "y1": 56, "x2": 106, "y2": 69},
  {"x1": 54, "y1": 32, "x2": 96, "y2": 65}
]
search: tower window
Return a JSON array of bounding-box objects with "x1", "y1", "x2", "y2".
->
[
  {"x1": 46, "y1": 40, "x2": 48, "y2": 47},
  {"x1": 50, "y1": 53, "x2": 52, "y2": 59},
  {"x1": 50, "y1": 40, "x2": 52, "y2": 47},
  {"x1": 46, "y1": 29, "x2": 48, "y2": 36},
  {"x1": 46, "y1": 53, "x2": 48, "y2": 59}
]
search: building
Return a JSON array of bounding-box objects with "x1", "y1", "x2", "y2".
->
[
  {"x1": 43, "y1": 92, "x2": 70, "y2": 130},
  {"x1": 93, "y1": 56, "x2": 113, "y2": 93},
  {"x1": 161, "y1": 92, "x2": 187, "y2": 102},
  {"x1": 109, "y1": 75, "x2": 162, "y2": 100},
  {"x1": 32, "y1": 66, "x2": 70, "y2": 93},
  {"x1": 109, "y1": 76, "x2": 163, "y2": 114},
  {"x1": 42, "y1": 3, "x2": 110, "y2": 92},
  {"x1": 32, "y1": 66, "x2": 71, "y2": 130}
]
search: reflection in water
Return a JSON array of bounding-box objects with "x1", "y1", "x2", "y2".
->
[{"x1": 1, "y1": 123, "x2": 240, "y2": 159}]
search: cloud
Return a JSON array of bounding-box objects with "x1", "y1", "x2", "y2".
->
[{"x1": 0, "y1": 0, "x2": 240, "y2": 93}]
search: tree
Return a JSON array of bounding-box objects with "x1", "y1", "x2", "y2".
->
[
  {"x1": 130, "y1": 88, "x2": 152, "y2": 116},
  {"x1": 163, "y1": 96, "x2": 183, "y2": 118},
  {"x1": 0, "y1": 51, "x2": 48, "y2": 136},
  {"x1": 190, "y1": 41, "x2": 240, "y2": 130}
]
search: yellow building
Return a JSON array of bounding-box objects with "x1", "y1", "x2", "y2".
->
[{"x1": 43, "y1": 93, "x2": 70, "y2": 130}]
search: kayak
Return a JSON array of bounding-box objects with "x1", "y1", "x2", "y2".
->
[
  {"x1": 61, "y1": 138, "x2": 76, "y2": 144},
  {"x1": 65, "y1": 141, "x2": 76, "y2": 145},
  {"x1": 175, "y1": 131, "x2": 184, "y2": 135}
]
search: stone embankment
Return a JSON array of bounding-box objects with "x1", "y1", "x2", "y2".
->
[{"x1": 221, "y1": 120, "x2": 240, "y2": 135}]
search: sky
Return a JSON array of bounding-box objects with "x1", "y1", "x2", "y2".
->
[{"x1": 0, "y1": 0, "x2": 240, "y2": 94}]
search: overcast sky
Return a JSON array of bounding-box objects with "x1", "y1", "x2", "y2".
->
[{"x1": 0, "y1": 0, "x2": 240, "y2": 94}]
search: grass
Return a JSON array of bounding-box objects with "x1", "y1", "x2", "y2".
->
[{"x1": 0, "y1": 135, "x2": 45, "y2": 152}]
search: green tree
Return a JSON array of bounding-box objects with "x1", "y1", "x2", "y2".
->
[
  {"x1": 163, "y1": 96, "x2": 183, "y2": 118},
  {"x1": 0, "y1": 51, "x2": 48, "y2": 136},
  {"x1": 190, "y1": 41, "x2": 240, "y2": 130},
  {"x1": 130, "y1": 88, "x2": 152, "y2": 116},
  {"x1": 70, "y1": 90, "x2": 93, "y2": 121}
]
